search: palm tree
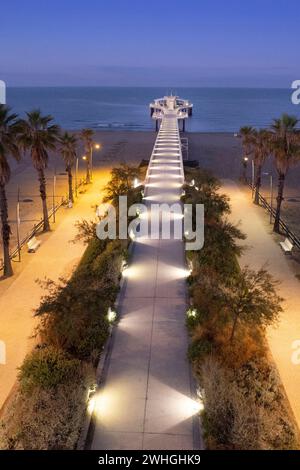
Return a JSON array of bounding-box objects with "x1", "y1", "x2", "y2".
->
[
  {"x1": 269, "y1": 114, "x2": 300, "y2": 233},
  {"x1": 252, "y1": 129, "x2": 271, "y2": 205},
  {"x1": 79, "y1": 128, "x2": 94, "y2": 184},
  {"x1": 18, "y1": 110, "x2": 60, "y2": 232},
  {"x1": 0, "y1": 105, "x2": 21, "y2": 277},
  {"x1": 239, "y1": 126, "x2": 255, "y2": 182},
  {"x1": 60, "y1": 132, "x2": 77, "y2": 204}
]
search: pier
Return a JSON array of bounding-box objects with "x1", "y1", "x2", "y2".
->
[
  {"x1": 150, "y1": 95, "x2": 193, "y2": 132},
  {"x1": 90, "y1": 96, "x2": 201, "y2": 450}
]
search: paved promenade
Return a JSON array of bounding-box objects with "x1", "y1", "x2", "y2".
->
[
  {"x1": 0, "y1": 169, "x2": 111, "y2": 409},
  {"x1": 224, "y1": 179, "x2": 300, "y2": 428},
  {"x1": 91, "y1": 116, "x2": 201, "y2": 450}
]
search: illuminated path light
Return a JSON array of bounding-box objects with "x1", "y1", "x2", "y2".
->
[{"x1": 90, "y1": 95, "x2": 202, "y2": 451}]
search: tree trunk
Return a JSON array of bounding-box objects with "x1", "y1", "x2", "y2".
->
[
  {"x1": 0, "y1": 183, "x2": 13, "y2": 277},
  {"x1": 242, "y1": 162, "x2": 247, "y2": 183},
  {"x1": 254, "y1": 164, "x2": 262, "y2": 205},
  {"x1": 67, "y1": 167, "x2": 74, "y2": 203},
  {"x1": 273, "y1": 172, "x2": 285, "y2": 233},
  {"x1": 38, "y1": 168, "x2": 50, "y2": 232},
  {"x1": 85, "y1": 148, "x2": 91, "y2": 184},
  {"x1": 230, "y1": 313, "x2": 239, "y2": 342}
]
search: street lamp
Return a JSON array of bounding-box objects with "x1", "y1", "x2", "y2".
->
[
  {"x1": 251, "y1": 160, "x2": 255, "y2": 198},
  {"x1": 242, "y1": 156, "x2": 248, "y2": 183},
  {"x1": 90, "y1": 143, "x2": 101, "y2": 181},
  {"x1": 82, "y1": 155, "x2": 91, "y2": 184},
  {"x1": 75, "y1": 157, "x2": 79, "y2": 198},
  {"x1": 52, "y1": 171, "x2": 57, "y2": 223}
]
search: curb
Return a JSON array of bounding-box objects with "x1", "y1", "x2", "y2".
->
[{"x1": 76, "y1": 241, "x2": 135, "y2": 450}]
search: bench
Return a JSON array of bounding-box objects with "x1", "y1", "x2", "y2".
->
[
  {"x1": 27, "y1": 236, "x2": 41, "y2": 253},
  {"x1": 279, "y1": 237, "x2": 293, "y2": 254}
]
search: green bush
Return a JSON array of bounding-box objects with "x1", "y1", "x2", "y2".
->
[
  {"x1": 73, "y1": 238, "x2": 108, "y2": 280},
  {"x1": 36, "y1": 280, "x2": 110, "y2": 361},
  {"x1": 184, "y1": 166, "x2": 299, "y2": 450},
  {"x1": 19, "y1": 346, "x2": 82, "y2": 392},
  {"x1": 0, "y1": 163, "x2": 143, "y2": 450},
  {"x1": 188, "y1": 338, "x2": 212, "y2": 362}
]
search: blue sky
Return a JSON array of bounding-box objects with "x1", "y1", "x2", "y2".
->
[{"x1": 0, "y1": 0, "x2": 299, "y2": 87}]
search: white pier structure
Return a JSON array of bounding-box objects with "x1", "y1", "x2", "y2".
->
[
  {"x1": 150, "y1": 95, "x2": 193, "y2": 132},
  {"x1": 145, "y1": 96, "x2": 186, "y2": 196},
  {"x1": 90, "y1": 96, "x2": 201, "y2": 450}
]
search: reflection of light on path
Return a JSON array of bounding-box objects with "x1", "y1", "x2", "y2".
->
[
  {"x1": 90, "y1": 379, "x2": 202, "y2": 433},
  {"x1": 151, "y1": 159, "x2": 180, "y2": 164},
  {"x1": 148, "y1": 174, "x2": 181, "y2": 179}
]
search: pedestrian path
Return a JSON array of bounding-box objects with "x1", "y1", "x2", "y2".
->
[
  {"x1": 224, "y1": 179, "x2": 300, "y2": 429},
  {"x1": 91, "y1": 114, "x2": 201, "y2": 450}
]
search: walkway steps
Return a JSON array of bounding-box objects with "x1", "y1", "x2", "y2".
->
[{"x1": 90, "y1": 115, "x2": 200, "y2": 450}]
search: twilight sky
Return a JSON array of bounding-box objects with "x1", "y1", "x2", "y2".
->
[{"x1": 0, "y1": 0, "x2": 299, "y2": 87}]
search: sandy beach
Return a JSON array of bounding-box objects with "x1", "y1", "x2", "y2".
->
[{"x1": 3, "y1": 130, "x2": 300, "y2": 263}]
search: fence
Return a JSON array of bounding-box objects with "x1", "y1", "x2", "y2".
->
[
  {"x1": 248, "y1": 182, "x2": 300, "y2": 250},
  {"x1": 0, "y1": 177, "x2": 87, "y2": 271}
]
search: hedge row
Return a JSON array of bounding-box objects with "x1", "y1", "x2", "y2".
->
[
  {"x1": 0, "y1": 166, "x2": 143, "y2": 449},
  {"x1": 183, "y1": 167, "x2": 299, "y2": 450}
]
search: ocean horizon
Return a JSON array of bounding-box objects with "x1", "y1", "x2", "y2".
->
[{"x1": 6, "y1": 86, "x2": 300, "y2": 133}]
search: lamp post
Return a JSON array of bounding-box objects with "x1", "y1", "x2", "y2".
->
[
  {"x1": 242, "y1": 156, "x2": 248, "y2": 183},
  {"x1": 270, "y1": 175, "x2": 273, "y2": 224},
  {"x1": 75, "y1": 157, "x2": 79, "y2": 198},
  {"x1": 52, "y1": 171, "x2": 57, "y2": 223},
  {"x1": 91, "y1": 143, "x2": 101, "y2": 181},
  {"x1": 16, "y1": 186, "x2": 21, "y2": 262},
  {"x1": 82, "y1": 155, "x2": 88, "y2": 184},
  {"x1": 251, "y1": 160, "x2": 255, "y2": 198}
]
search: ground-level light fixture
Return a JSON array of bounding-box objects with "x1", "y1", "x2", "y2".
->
[
  {"x1": 107, "y1": 307, "x2": 117, "y2": 323},
  {"x1": 87, "y1": 383, "x2": 97, "y2": 414},
  {"x1": 186, "y1": 307, "x2": 198, "y2": 318},
  {"x1": 122, "y1": 259, "x2": 128, "y2": 271},
  {"x1": 129, "y1": 229, "x2": 136, "y2": 240},
  {"x1": 133, "y1": 178, "x2": 139, "y2": 188}
]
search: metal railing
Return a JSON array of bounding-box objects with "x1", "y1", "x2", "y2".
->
[
  {"x1": 181, "y1": 137, "x2": 189, "y2": 161},
  {"x1": 0, "y1": 177, "x2": 88, "y2": 271},
  {"x1": 248, "y1": 182, "x2": 300, "y2": 250}
]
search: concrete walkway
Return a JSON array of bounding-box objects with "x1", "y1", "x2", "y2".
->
[
  {"x1": 224, "y1": 179, "x2": 300, "y2": 428},
  {"x1": 91, "y1": 117, "x2": 200, "y2": 450},
  {"x1": 0, "y1": 168, "x2": 111, "y2": 409}
]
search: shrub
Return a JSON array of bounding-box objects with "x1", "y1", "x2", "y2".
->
[
  {"x1": 36, "y1": 280, "x2": 110, "y2": 362},
  {"x1": 0, "y1": 377, "x2": 91, "y2": 449},
  {"x1": 200, "y1": 357, "x2": 299, "y2": 450},
  {"x1": 18, "y1": 346, "x2": 82, "y2": 392},
  {"x1": 188, "y1": 338, "x2": 212, "y2": 362},
  {"x1": 185, "y1": 166, "x2": 299, "y2": 450}
]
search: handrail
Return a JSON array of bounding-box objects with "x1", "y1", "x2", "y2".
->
[
  {"x1": 0, "y1": 177, "x2": 88, "y2": 271},
  {"x1": 248, "y1": 182, "x2": 300, "y2": 250}
]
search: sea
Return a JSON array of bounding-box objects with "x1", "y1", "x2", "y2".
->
[{"x1": 6, "y1": 87, "x2": 300, "y2": 133}]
